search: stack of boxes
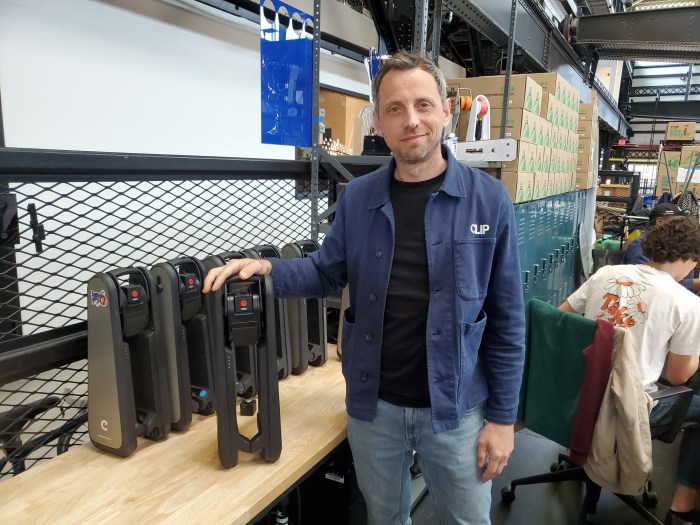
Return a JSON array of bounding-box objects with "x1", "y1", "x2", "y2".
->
[
  {"x1": 530, "y1": 72, "x2": 581, "y2": 198},
  {"x1": 660, "y1": 122, "x2": 699, "y2": 196},
  {"x1": 574, "y1": 102, "x2": 600, "y2": 190},
  {"x1": 655, "y1": 150, "x2": 680, "y2": 196},
  {"x1": 447, "y1": 72, "x2": 585, "y2": 203},
  {"x1": 447, "y1": 74, "x2": 542, "y2": 203}
]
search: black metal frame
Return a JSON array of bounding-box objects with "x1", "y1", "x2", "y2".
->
[
  {"x1": 443, "y1": 0, "x2": 630, "y2": 137},
  {"x1": 194, "y1": 0, "x2": 368, "y2": 62}
]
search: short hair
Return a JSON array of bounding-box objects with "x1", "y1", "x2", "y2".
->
[
  {"x1": 371, "y1": 50, "x2": 447, "y2": 110},
  {"x1": 641, "y1": 216, "x2": 700, "y2": 263}
]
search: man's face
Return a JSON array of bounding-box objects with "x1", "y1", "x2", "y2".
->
[
  {"x1": 655, "y1": 215, "x2": 683, "y2": 226},
  {"x1": 373, "y1": 68, "x2": 451, "y2": 165}
]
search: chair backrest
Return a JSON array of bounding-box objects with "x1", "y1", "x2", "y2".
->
[{"x1": 519, "y1": 299, "x2": 596, "y2": 448}]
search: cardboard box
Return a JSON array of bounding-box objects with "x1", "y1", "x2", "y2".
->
[
  {"x1": 577, "y1": 119, "x2": 596, "y2": 139},
  {"x1": 675, "y1": 182, "x2": 700, "y2": 195},
  {"x1": 577, "y1": 152, "x2": 595, "y2": 173},
  {"x1": 488, "y1": 108, "x2": 538, "y2": 144},
  {"x1": 571, "y1": 133, "x2": 580, "y2": 155},
  {"x1": 447, "y1": 74, "x2": 542, "y2": 113},
  {"x1": 547, "y1": 172, "x2": 556, "y2": 196},
  {"x1": 500, "y1": 172, "x2": 534, "y2": 203},
  {"x1": 540, "y1": 93, "x2": 563, "y2": 125},
  {"x1": 577, "y1": 135, "x2": 598, "y2": 174},
  {"x1": 575, "y1": 171, "x2": 596, "y2": 190},
  {"x1": 542, "y1": 120, "x2": 552, "y2": 149},
  {"x1": 558, "y1": 126, "x2": 568, "y2": 151},
  {"x1": 532, "y1": 172, "x2": 548, "y2": 200},
  {"x1": 319, "y1": 89, "x2": 372, "y2": 155},
  {"x1": 532, "y1": 114, "x2": 548, "y2": 147},
  {"x1": 542, "y1": 146, "x2": 551, "y2": 174},
  {"x1": 530, "y1": 72, "x2": 569, "y2": 105},
  {"x1": 579, "y1": 103, "x2": 598, "y2": 122},
  {"x1": 655, "y1": 172, "x2": 676, "y2": 196},
  {"x1": 568, "y1": 106, "x2": 580, "y2": 133},
  {"x1": 658, "y1": 151, "x2": 680, "y2": 184},
  {"x1": 500, "y1": 140, "x2": 535, "y2": 173},
  {"x1": 665, "y1": 121, "x2": 696, "y2": 142},
  {"x1": 535, "y1": 145, "x2": 545, "y2": 175},
  {"x1": 678, "y1": 145, "x2": 700, "y2": 183},
  {"x1": 553, "y1": 150, "x2": 562, "y2": 174}
]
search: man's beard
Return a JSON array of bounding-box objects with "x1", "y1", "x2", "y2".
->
[{"x1": 394, "y1": 130, "x2": 444, "y2": 165}]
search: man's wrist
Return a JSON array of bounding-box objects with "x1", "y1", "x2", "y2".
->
[{"x1": 263, "y1": 259, "x2": 273, "y2": 275}]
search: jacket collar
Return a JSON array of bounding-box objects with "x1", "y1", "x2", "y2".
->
[{"x1": 366, "y1": 145, "x2": 466, "y2": 210}]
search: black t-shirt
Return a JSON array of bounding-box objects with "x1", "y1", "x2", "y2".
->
[{"x1": 379, "y1": 171, "x2": 446, "y2": 408}]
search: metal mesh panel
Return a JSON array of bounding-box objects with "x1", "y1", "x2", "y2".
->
[
  {"x1": 0, "y1": 174, "x2": 327, "y2": 481},
  {"x1": 5, "y1": 178, "x2": 320, "y2": 337}
]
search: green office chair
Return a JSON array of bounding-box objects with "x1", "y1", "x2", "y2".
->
[{"x1": 503, "y1": 299, "x2": 695, "y2": 525}]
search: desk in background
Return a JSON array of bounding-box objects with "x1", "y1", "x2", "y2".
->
[{"x1": 0, "y1": 353, "x2": 346, "y2": 524}]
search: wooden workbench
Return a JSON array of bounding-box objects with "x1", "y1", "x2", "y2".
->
[{"x1": 0, "y1": 354, "x2": 346, "y2": 525}]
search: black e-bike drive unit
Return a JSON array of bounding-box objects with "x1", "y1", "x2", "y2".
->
[
  {"x1": 201, "y1": 263, "x2": 282, "y2": 469},
  {"x1": 87, "y1": 268, "x2": 171, "y2": 457},
  {"x1": 281, "y1": 239, "x2": 328, "y2": 375},
  {"x1": 207, "y1": 252, "x2": 257, "y2": 399},
  {"x1": 151, "y1": 257, "x2": 216, "y2": 432},
  {"x1": 240, "y1": 244, "x2": 292, "y2": 380}
]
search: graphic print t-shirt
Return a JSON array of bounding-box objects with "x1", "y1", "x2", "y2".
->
[{"x1": 567, "y1": 264, "x2": 700, "y2": 388}]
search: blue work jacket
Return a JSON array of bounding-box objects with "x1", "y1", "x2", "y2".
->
[{"x1": 270, "y1": 146, "x2": 525, "y2": 432}]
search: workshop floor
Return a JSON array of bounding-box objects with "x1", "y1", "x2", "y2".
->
[{"x1": 411, "y1": 428, "x2": 679, "y2": 525}]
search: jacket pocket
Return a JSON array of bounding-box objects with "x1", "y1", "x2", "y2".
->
[
  {"x1": 340, "y1": 309, "x2": 355, "y2": 379},
  {"x1": 457, "y1": 310, "x2": 487, "y2": 394},
  {"x1": 453, "y1": 238, "x2": 497, "y2": 300}
]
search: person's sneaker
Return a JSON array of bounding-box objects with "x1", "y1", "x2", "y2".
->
[{"x1": 665, "y1": 510, "x2": 700, "y2": 525}]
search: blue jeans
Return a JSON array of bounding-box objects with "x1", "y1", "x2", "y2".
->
[
  {"x1": 649, "y1": 391, "x2": 700, "y2": 489},
  {"x1": 346, "y1": 399, "x2": 491, "y2": 525}
]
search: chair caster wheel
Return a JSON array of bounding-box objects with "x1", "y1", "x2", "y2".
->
[
  {"x1": 500, "y1": 487, "x2": 515, "y2": 503},
  {"x1": 550, "y1": 461, "x2": 565, "y2": 472},
  {"x1": 642, "y1": 489, "x2": 658, "y2": 507}
]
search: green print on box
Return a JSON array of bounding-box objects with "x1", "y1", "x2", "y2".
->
[
  {"x1": 534, "y1": 94, "x2": 541, "y2": 115},
  {"x1": 526, "y1": 92, "x2": 533, "y2": 112}
]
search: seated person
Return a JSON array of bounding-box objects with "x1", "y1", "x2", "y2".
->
[
  {"x1": 561, "y1": 217, "x2": 700, "y2": 525},
  {"x1": 623, "y1": 203, "x2": 700, "y2": 293}
]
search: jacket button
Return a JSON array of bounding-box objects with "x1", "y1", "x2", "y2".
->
[
  {"x1": 364, "y1": 332, "x2": 373, "y2": 342},
  {"x1": 360, "y1": 373, "x2": 368, "y2": 382},
  {"x1": 375, "y1": 250, "x2": 383, "y2": 258},
  {"x1": 368, "y1": 294, "x2": 376, "y2": 302}
]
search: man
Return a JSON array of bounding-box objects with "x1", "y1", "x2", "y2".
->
[
  {"x1": 561, "y1": 217, "x2": 700, "y2": 525},
  {"x1": 204, "y1": 50, "x2": 525, "y2": 525},
  {"x1": 622, "y1": 203, "x2": 700, "y2": 293}
]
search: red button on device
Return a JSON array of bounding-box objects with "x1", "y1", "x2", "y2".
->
[
  {"x1": 131, "y1": 290, "x2": 139, "y2": 298},
  {"x1": 240, "y1": 299, "x2": 248, "y2": 308}
]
